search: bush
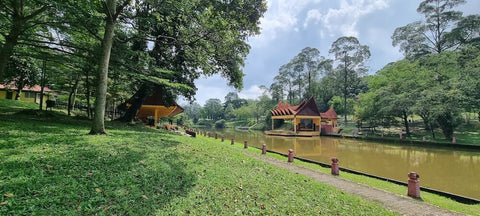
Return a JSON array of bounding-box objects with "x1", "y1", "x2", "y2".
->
[
  {"x1": 215, "y1": 119, "x2": 226, "y2": 128},
  {"x1": 197, "y1": 119, "x2": 213, "y2": 128}
]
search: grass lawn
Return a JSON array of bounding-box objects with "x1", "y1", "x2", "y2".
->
[{"x1": 0, "y1": 99, "x2": 396, "y2": 215}]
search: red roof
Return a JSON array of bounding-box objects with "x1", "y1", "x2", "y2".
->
[
  {"x1": 0, "y1": 83, "x2": 53, "y2": 92},
  {"x1": 270, "y1": 97, "x2": 320, "y2": 117},
  {"x1": 271, "y1": 97, "x2": 338, "y2": 119},
  {"x1": 320, "y1": 107, "x2": 338, "y2": 119}
]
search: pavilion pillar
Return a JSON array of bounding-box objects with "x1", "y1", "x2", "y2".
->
[
  {"x1": 293, "y1": 117, "x2": 297, "y2": 133},
  {"x1": 271, "y1": 119, "x2": 274, "y2": 130},
  {"x1": 154, "y1": 109, "x2": 159, "y2": 125}
]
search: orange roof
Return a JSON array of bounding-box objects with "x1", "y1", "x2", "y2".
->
[
  {"x1": 270, "y1": 97, "x2": 320, "y2": 117},
  {"x1": 320, "y1": 107, "x2": 338, "y2": 119},
  {"x1": 0, "y1": 83, "x2": 53, "y2": 92}
]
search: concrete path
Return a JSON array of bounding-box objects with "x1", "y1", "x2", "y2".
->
[{"x1": 242, "y1": 150, "x2": 465, "y2": 216}]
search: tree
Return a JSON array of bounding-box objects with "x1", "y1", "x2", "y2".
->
[
  {"x1": 2, "y1": 53, "x2": 39, "y2": 100},
  {"x1": 90, "y1": 0, "x2": 131, "y2": 135},
  {"x1": 116, "y1": 0, "x2": 267, "y2": 123},
  {"x1": 203, "y1": 98, "x2": 223, "y2": 120},
  {"x1": 363, "y1": 60, "x2": 420, "y2": 136},
  {"x1": 329, "y1": 36, "x2": 370, "y2": 123},
  {"x1": 291, "y1": 47, "x2": 326, "y2": 98},
  {"x1": 0, "y1": 0, "x2": 54, "y2": 78},
  {"x1": 183, "y1": 102, "x2": 202, "y2": 123},
  {"x1": 392, "y1": 0, "x2": 467, "y2": 58}
]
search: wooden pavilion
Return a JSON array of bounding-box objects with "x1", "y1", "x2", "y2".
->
[
  {"x1": 123, "y1": 86, "x2": 184, "y2": 125},
  {"x1": 266, "y1": 97, "x2": 321, "y2": 136},
  {"x1": 265, "y1": 97, "x2": 338, "y2": 137}
]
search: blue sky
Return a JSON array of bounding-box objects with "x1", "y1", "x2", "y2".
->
[{"x1": 182, "y1": 0, "x2": 480, "y2": 106}]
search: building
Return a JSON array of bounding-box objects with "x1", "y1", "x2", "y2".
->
[
  {"x1": 0, "y1": 83, "x2": 54, "y2": 103},
  {"x1": 265, "y1": 96, "x2": 338, "y2": 136},
  {"x1": 122, "y1": 86, "x2": 184, "y2": 125}
]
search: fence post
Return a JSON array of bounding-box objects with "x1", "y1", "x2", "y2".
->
[
  {"x1": 407, "y1": 172, "x2": 421, "y2": 198},
  {"x1": 262, "y1": 144, "x2": 267, "y2": 154},
  {"x1": 288, "y1": 149, "x2": 294, "y2": 162},
  {"x1": 331, "y1": 157, "x2": 339, "y2": 175}
]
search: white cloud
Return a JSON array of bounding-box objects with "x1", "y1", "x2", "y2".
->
[
  {"x1": 250, "y1": 0, "x2": 323, "y2": 46},
  {"x1": 304, "y1": 9, "x2": 322, "y2": 28},
  {"x1": 304, "y1": 0, "x2": 390, "y2": 37},
  {"x1": 238, "y1": 85, "x2": 264, "y2": 100}
]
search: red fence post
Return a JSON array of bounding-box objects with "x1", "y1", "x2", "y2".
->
[
  {"x1": 221, "y1": 137, "x2": 224, "y2": 142},
  {"x1": 262, "y1": 144, "x2": 267, "y2": 154},
  {"x1": 215, "y1": 133, "x2": 218, "y2": 139},
  {"x1": 407, "y1": 172, "x2": 421, "y2": 198},
  {"x1": 244, "y1": 141, "x2": 248, "y2": 149},
  {"x1": 231, "y1": 138, "x2": 234, "y2": 145},
  {"x1": 331, "y1": 157, "x2": 339, "y2": 175},
  {"x1": 288, "y1": 149, "x2": 294, "y2": 162}
]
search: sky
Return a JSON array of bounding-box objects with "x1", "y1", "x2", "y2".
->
[{"x1": 181, "y1": 0, "x2": 480, "y2": 106}]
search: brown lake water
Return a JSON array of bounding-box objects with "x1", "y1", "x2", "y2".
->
[{"x1": 208, "y1": 129, "x2": 480, "y2": 200}]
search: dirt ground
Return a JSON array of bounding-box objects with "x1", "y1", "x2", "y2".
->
[{"x1": 242, "y1": 149, "x2": 465, "y2": 216}]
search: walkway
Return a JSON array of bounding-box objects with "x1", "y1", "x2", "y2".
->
[{"x1": 241, "y1": 150, "x2": 465, "y2": 216}]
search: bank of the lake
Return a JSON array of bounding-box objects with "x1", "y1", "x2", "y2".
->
[
  {"x1": 0, "y1": 100, "x2": 395, "y2": 215},
  {"x1": 204, "y1": 128, "x2": 480, "y2": 201}
]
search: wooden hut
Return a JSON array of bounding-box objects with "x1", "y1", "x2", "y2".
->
[
  {"x1": 123, "y1": 86, "x2": 184, "y2": 125},
  {"x1": 267, "y1": 97, "x2": 322, "y2": 136}
]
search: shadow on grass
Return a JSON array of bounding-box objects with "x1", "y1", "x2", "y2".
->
[{"x1": 0, "y1": 111, "x2": 197, "y2": 215}]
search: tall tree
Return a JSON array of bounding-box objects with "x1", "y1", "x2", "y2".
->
[
  {"x1": 329, "y1": 36, "x2": 370, "y2": 123},
  {"x1": 0, "y1": 1, "x2": 54, "y2": 78},
  {"x1": 291, "y1": 47, "x2": 324, "y2": 98},
  {"x1": 392, "y1": 0, "x2": 466, "y2": 58},
  {"x1": 204, "y1": 98, "x2": 224, "y2": 120},
  {"x1": 90, "y1": 0, "x2": 131, "y2": 135}
]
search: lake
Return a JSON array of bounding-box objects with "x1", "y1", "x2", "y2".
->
[{"x1": 205, "y1": 128, "x2": 480, "y2": 200}]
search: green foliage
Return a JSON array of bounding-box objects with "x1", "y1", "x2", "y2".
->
[
  {"x1": 392, "y1": 0, "x2": 467, "y2": 58},
  {"x1": 204, "y1": 98, "x2": 224, "y2": 120},
  {"x1": 214, "y1": 119, "x2": 226, "y2": 128},
  {"x1": 328, "y1": 96, "x2": 355, "y2": 116},
  {"x1": 329, "y1": 36, "x2": 370, "y2": 122}
]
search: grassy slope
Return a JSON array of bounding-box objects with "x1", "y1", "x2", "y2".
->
[{"x1": 0, "y1": 100, "x2": 395, "y2": 215}]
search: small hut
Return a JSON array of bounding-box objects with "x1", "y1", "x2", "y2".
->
[
  {"x1": 267, "y1": 97, "x2": 322, "y2": 136},
  {"x1": 122, "y1": 86, "x2": 183, "y2": 125},
  {"x1": 320, "y1": 107, "x2": 338, "y2": 134}
]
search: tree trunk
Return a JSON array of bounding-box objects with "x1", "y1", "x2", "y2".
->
[
  {"x1": 67, "y1": 75, "x2": 80, "y2": 116},
  {"x1": 0, "y1": 1, "x2": 25, "y2": 79},
  {"x1": 14, "y1": 80, "x2": 24, "y2": 100},
  {"x1": 90, "y1": 0, "x2": 117, "y2": 135},
  {"x1": 118, "y1": 84, "x2": 151, "y2": 123},
  {"x1": 39, "y1": 60, "x2": 46, "y2": 111},
  {"x1": 0, "y1": 26, "x2": 23, "y2": 79},
  {"x1": 85, "y1": 69, "x2": 92, "y2": 119},
  {"x1": 14, "y1": 89, "x2": 22, "y2": 100},
  {"x1": 402, "y1": 110, "x2": 410, "y2": 136}
]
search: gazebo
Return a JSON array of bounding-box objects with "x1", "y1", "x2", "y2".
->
[{"x1": 267, "y1": 97, "x2": 322, "y2": 136}]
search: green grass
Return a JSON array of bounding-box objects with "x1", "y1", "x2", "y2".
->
[
  {"x1": 0, "y1": 100, "x2": 396, "y2": 215},
  {"x1": 238, "y1": 146, "x2": 480, "y2": 215}
]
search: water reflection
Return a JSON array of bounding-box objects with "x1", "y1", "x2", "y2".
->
[{"x1": 209, "y1": 129, "x2": 480, "y2": 199}]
